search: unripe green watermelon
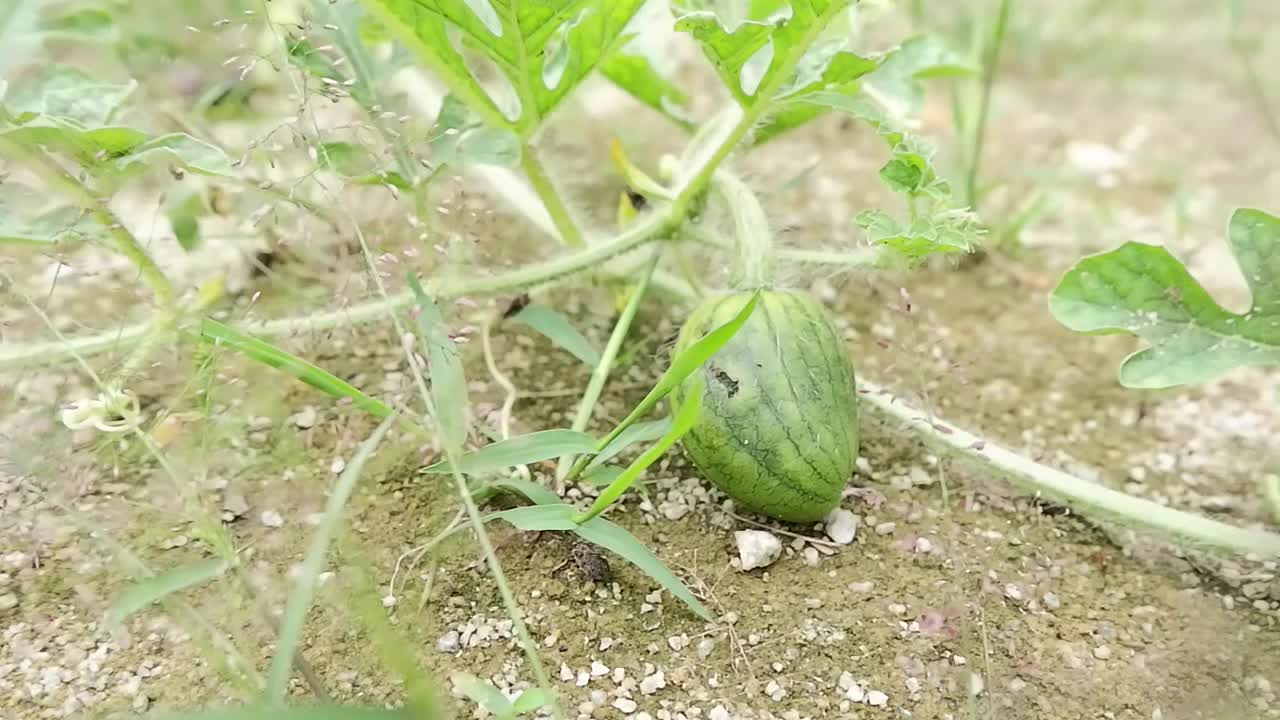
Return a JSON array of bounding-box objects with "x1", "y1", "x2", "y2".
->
[{"x1": 670, "y1": 289, "x2": 859, "y2": 523}]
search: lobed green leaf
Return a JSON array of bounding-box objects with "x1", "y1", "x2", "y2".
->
[{"x1": 1049, "y1": 208, "x2": 1280, "y2": 389}]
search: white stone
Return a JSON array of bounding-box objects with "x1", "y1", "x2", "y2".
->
[
  {"x1": 612, "y1": 698, "x2": 637, "y2": 713},
  {"x1": 1066, "y1": 141, "x2": 1127, "y2": 176},
  {"x1": 866, "y1": 690, "x2": 888, "y2": 706},
  {"x1": 0, "y1": 592, "x2": 19, "y2": 610},
  {"x1": 260, "y1": 510, "x2": 284, "y2": 528},
  {"x1": 709, "y1": 706, "x2": 732, "y2": 720},
  {"x1": 292, "y1": 406, "x2": 318, "y2": 429},
  {"x1": 435, "y1": 630, "x2": 459, "y2": 653},
  {"x1": 824, "y1": 509, "x2": 858, "y2": 545},
  {"x1": 640, "y1": 670, "x2": 666, "y2": 695},
  {"x1": 735, "y1": 530, "x2": 782, "y2": 571}
]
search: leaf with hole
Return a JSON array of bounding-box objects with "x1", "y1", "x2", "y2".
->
[
  {"x1": 421, "y1": 429, "x2": 597, "y2": 475},
  {"x1": 860, "y1": 34, "x2": 976, "y2": 123},
  {"x1": 600, "y1": 49, "x2": 695, "y2": 131},
  {"x1": 509, "y1": 304, "x2": 601, "y2": 366},
  {"x1": 106, "y1": 558, "x2": 229, "y2": 628},
  {"x1": 1049, "y1": 207, "x2": 1280, "y2": 389},
  {"x1": 357, "y1": 0, "x2": 647, "y2": 135},
  {"x1": 200, "y1": 318, "x2": 392, "y2": 419},
  {"x1": 672, "y1": 0, "x2": 856, "y2": 111}
]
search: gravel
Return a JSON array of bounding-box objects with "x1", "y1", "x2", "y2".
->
[
  {"x1": 735, "y1": 530, "x2": 782, "y2": 571},
  {"x1": 824, "y1": 508, "x2": 858, "y2": 544}
]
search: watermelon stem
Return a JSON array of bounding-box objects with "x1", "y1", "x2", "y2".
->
[
  {"x1": 713, "y1": 171, "x2": 775, "y2": 289},
  {"x1": 858, "y1": 379, "x2": 1280, "y2": 559}
]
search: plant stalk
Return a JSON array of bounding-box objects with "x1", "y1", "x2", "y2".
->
[
  {"x1": 964, "y1": 0, "x2": 1012, "y2": 211},
  {"x1": 713, "y1": 171, "x2": 774, "y2": 289},
  {"x1": 521, "y1": 143, "x2": 585, "y2": 247},
  {"x1": 556, "y1": 250, "x2": 661, "y2": 487},
  {"x1": 858, "y1": 379, "x2": 1280, "y2": 558}
]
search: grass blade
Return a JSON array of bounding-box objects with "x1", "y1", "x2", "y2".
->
[
  {"x1": 510, "y1": 304, "x2": 602, "y2": 366},
  {"x1": 408, "y1": 273, "x2": 468, "y2": 451},
  {"x1": 512, "y1": 687, "x2": 555, "y2": 714},
  {"x1": 452, "y1": 673, "x2": 512, "y2": 716},
  {"x1": 574, "y1": 379, "x2": 704, "y2": 524},
  {"x1": 585, "y1": 290, "x2": 759, "y2": 461},
  {"x1": 481, "y1": 476, "x2": 563, "y2": 506},
  {"x1": 266, "y1": 413, "x2": 398, "y2": 703},
  {"x1": 486, "y1": 503, "x2": 580, "y2": 532},
  {"x1": 420, "y1": 429, "x2": 597, "y2": 475},
  {"x1": 586, "y1": 417, "x2": 672, "y2": 472},
  {"x1": 107, "y1": 557, "x2": 229, "y2": 628},
  {"x1": 572, "y1": 516, "x2": 713, "y2": 621},
  {"x1": 200, "y1": 318, "x2": 391, "y2": 419}
]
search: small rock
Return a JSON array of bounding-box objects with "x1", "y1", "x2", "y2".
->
[
  {"x1": 1242, "y1": 582, "x2": 1268, "y2": 600},
  {"x1": 803, "y1": 546, "x2": 820, "y2": 566},
  {"x1": 132, "y1": 694, "x2": 150, "y2": 712},
  {"x1": 848, "y1": 581, "x2": 875, "y2": 593},
  {"x1": 612, "y1": 698, "x2": 638, "y2": 713},
  {"x1": 1003, "y1": 584, "x2": 1024, "y2": 602},
  {"x1": 435, "y1": 630, "x2": 460, "y2": 653},
  {"x1": 292, "y1": 406, "x2": 318, "y2": 429},
  {"x1": 866, "y1": 690, "x2": 888, "y2": 706},
  {"x1": 824, "y1": 509, "x2": 858, "y2": 544},
  {"x1": 1066, "y1": 140, "x2": 1127, "y2": 176},
  {"x1": 913, "y1": 537, "x2": 934, "y2": 554},
  {"x1": 330, "y1": 457, "x2": 346, "y2": 474},
  {"x1": 560, "y1": 664, "x2": 575, "y2": 681},
  {"x1": 697, "y1": 638, "x2": 715, "y2": 659},
  {"x1": 735, "y1": 530, "x2": 782, "y2": 571},
  {"x1": 1043, "y1": 592, "x2": 1061, "y2": 611},
  {"x1": 1093, "y1": 645, "x2": 1112, "y2": 660},
  {"x1": 874, "y1": 522, "x2": 896, "y2": 536},
  {"x1": 0, "y1": 592, "x2": 18, "y2": 611},
  {"x1": 260, "y1": 510, "x2": 284, "y2": 528},
  {"x1": 640, "y1": 670, "x2": 666, "y2": 695},
  {"x1": 222, "y1": 490, "x2": 249, "y2": 521},
  {"x1": 709, "y1": 706, "x2": 732, "y2": 720}
]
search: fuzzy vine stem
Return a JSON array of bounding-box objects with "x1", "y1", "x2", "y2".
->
[
  {"x1": 521, "y1": 144, "x2": 585, "y2": 247},
  {"x1": 858, "y1": 379, "x2": 1280, "y2": 558},
  {"x1": 556, "y1": 248, "x2": 662, "y2": 488},
  {"x1": 713, "y1": 171, "x2": 774, "y2": 289}
]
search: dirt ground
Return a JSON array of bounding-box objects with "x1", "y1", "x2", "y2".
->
[{"x1": 2, "y1": 2, "x2": 1279, "y2": 719}]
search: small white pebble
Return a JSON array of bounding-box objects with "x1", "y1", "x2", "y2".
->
[
  {"x1": 590, "y1": 660, "x2": 609, "y2": 676},
  {"x1": 824, "y1": 508, "x2": 858, "y2": 544},
  {"x1": 874, "y1": 522, "x2": 896, "y2": 535},
  {"x1": 612, "y1": 698, "x2": 638, "y2": 713},
  {"x1": 1003, "y1": 583, "x2": 1024, "y2": 602},
  {"x1": 866, "y1": 690, "x2": 888, "y2": 706},
  {"x1": 913, "y1": 537, "x2": 933, "y2": 554},
  {"x1": 1093, "y1": 646, "x2": 1112, "y2": 660},
  {"x1": 640, "y1": 670, "x2": 666, "y2": 695},
  {"x1": 435, "y1": 630, "x2": 459, "y2": 653},
  {"x1": 260, "y1": 510, "x2": 284, "y2": 528},
  {"x1": 330, "y1": 457, "x2": 346, "y2": 474},
  {"x1": 1043, "y1": 592, "x2": 1061, "y2": 610},
  {"x1": 848, "y1": 581, "x2": 875, "y2": 593},
  {"x1": 560, "y1": 664, "x2": 575, "y2": 681},
  {"x1": 697, "y1": 638, "x2": 715, "y2": 658},
  {"x1": 709, "y1": 706, "x2": 731, "y2": 720},
  {"x1": 803, "y1": 546, "x2": 820, "y2": 566},
  {"x1": 292, "y1": 406, "x2": 318, "y2": 429}
]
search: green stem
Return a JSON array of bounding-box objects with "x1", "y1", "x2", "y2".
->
[
  {"x1": 713, "y1": 171, "x2": 774, "y2": 289},
  {"x1": 859, "y1": 379, "x2": 1280, "y2": 558},
  {"x1": 964, "y1": 0, "x2": 1012, "y2": 211},
  {"x1": 556, "y1": 250, "x2": 661, "y2": 485},
  {"x1": 521, "y1": 144, "x2": 585, "y2": 247}
]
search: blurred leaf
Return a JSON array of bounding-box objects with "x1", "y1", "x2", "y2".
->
[
  {"x1": 165, "y1": 191, "x2": 207, "y2": 251},
  {"x1": 286, "y1": 35, "x2": 345, "y2": 84},
  {"x1": 583, "y1": 464, "x2": 623, "y2": 487},
  {"x1": 146, "y1": 705, "x2": 416, "y2": 720},
  {"x1": 200, "y1": 318, "x2": 392, "y2": 419},
  {"x1": 427, "y1": 95, "x2": 521, "y2": 169},
  {"x1": 572, "y1": 512, "x2": 713, "y2": 621},
  {"x1": 421, "y1": 429, "x2": 597, "y2": 475},
  {"x1": 672, "y1": 0, "x2": 855, "y2": 110},
  {"x1": 4, "y1": 64, "x2": 136, "y2": 126},
  {"x1": 575, "y1": 380, "x2": 703, "y2": 524},
  {"x1": 0, "y1": 182, "x2": 100, "y2": 246},
  {"x1": 358, "y1": 0, "x2": 647, "y2": 135},
  {"x1": 600, "y1": 50, "x2": 695, "y2": 131},
  {"x1": 39, "y1": 5, "x2": 117, "y2": 42},
  {"x1": 1050, "y1": 207, "x2": 1280, "y2": 389},
  {"x1": 267, "y1": 414, "x2": 398, "y2": 701},
  {"x1": 452, "y1": 673, "x2": 512, "y2": 715},
  {"x1": 487, "y1": 503, "x2": 580, "y2": 531},
  {"x1": 0, "y1": 122, "x2": 146, "y2": 165},
  {"x1": 0, "y1": 1, "x2": 43, "y2": 77},
  {"x1": 106, "y1": 558, "x2": 229, "y2": 628},
  {"x1": 861, "y1": 34, "x2": 976, "y2": 123},
  {"x1": 317, "y1": 141, "x2": 409, "y2": 188},
  {"x1": 586, "y1": 416, "x2": 671, "y2": 472},
  {"x1": 114, "y1": 133, "x2": 234, "y2": 176},
  {"x1": 408, "y1": 273, "x2": 469, "y2": 451},
  {"x1": 511, "y1": 687, "x2": 554, "y2": 714},
  {"x1": 509, "y1": 304, "x2": 601, "y2": 366}
]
